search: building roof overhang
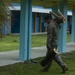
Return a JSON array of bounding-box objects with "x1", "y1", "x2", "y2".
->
[
  {"x1": 32, "y1": 0, "x2": 75, "y2": 10},
  {"x1": 9, "y1": 6, "x2": 72, "y2": 16}
]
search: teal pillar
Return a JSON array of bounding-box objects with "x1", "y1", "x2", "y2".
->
[
  {"x1": 58, "y1": 0, "x2": 67, "y2": 53},
  {"x1": 19, "y1": 0, "x2": 32, "y2": 61},
  {"x1": 72, "y1": 9, "x2": 75, "y2": 42},
  {"x1": 27, "y1": 0, "x2": 32, "y2": 60},
  {"x1": 52, "y1": 6, "x2": 58, "y2": 13},
  {"x1": 52, "y1": 5, "x2": 58, "y2": 18}
]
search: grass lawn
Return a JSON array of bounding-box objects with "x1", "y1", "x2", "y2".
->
[
  {"x1": 0, "y1": 51, "x2": 75, "y2": 75},
  {"x1": 0, "y1": 34, "x2": 71, "y2": 52}
]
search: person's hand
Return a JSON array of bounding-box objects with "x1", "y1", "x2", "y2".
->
[
  {"x1": 54, "y1": 48, "x2": 58, "y2": 54},
  {"x1": 49, "y1": 11, "x2": 54, "y2": 14}
]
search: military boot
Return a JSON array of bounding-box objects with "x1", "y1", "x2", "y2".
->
[{"x1": 61, "y1": 65, "x2": 68, "y2": 73}]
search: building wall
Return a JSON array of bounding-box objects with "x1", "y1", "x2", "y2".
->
[
  {"x1": 4, "y1": 10, "x2": 47, "y2": 34},
  {"x1": 3, "y1": 10, "x2": 72, "y2": 34}
]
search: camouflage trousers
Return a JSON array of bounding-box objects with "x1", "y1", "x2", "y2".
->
[{"x1": 42, "y1": 46, "x2": 66, "y2": 70}]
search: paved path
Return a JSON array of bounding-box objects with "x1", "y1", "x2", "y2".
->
[{"x1": 0, "y1": 42, "x2": 75, "y2": 66}]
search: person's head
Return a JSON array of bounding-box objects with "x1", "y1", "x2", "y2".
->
[{"x1": 44, "y1": 14, "x2": 52, "y2": 24}]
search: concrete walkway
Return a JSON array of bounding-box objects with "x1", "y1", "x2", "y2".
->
[{"x1": 0, "y1": 42, "x2": 75, "y2": 66}]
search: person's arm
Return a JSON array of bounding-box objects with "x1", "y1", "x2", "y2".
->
[
  {"x1": 50, "y1": 11, "x2": 66, "y2": 24},
  {"x1": 50, "y1": 11, "x2": 61, "y2": 19},
  {"x1": 58, "y1": 11, "x2": 66, "y2": 23},
  {"x1": 47, "y1": 25, "x2": 53, "y2": 49},
  {"x1": 47, "y1": 25, "x2": 58, "y2": 53}
]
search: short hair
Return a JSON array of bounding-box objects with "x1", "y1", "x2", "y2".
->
[{"x1": 44, "y1": 14, "x2": 52, "y2": 19}]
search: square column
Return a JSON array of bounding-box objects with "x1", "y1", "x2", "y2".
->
[
  {"x1": 52, "y1": 5, "x2": 58, "y2": 18},
  {"x1": 58, "y1": 0, "x2": 67, "y2": 53},
  {"x1": 27, "y1": 0, "x2": 32, "y2": 60},
  {"x1": 19, "y1": 0, "x2": 32, "y2": 61},
  {"x1": 72, "y1": 9, "x2": 75, "y2": 42}
]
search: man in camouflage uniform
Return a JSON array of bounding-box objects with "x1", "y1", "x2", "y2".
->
[{"x1": 40, "y1": 11, "x2": 68, "y2": 73}]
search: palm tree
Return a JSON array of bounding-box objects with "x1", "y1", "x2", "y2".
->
[
  {"x1": 0, "y1": 0, "x2": 20, "y2": 38},
  {"x1": 0, "y1": 0, "x2": 10, "y2": 38}
]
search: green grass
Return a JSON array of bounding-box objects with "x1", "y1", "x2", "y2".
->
[
  {"x1": 0, "y1": 51, "x2": 75, "y2": 75},
  {"x1": 0, "y1": 34, "x2": 71, "y2": 52},
  {"x1": 0, "y1": 35, "x2": 20, "y2": 52},
  {"x1": 32, "y1": 34, "x2": 47, "y2": 47},
  {"x1": 67, "y1": 34, "x2": 71, "y2": 42}
]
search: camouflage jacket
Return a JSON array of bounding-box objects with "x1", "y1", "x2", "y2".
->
[{"x1": 46, "y1": 18, "x2": 63, "y2": 49}]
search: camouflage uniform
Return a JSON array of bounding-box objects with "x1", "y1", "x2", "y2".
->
[{"x1": 41, "y1": 15, "x2": 67, "y2": 72}]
